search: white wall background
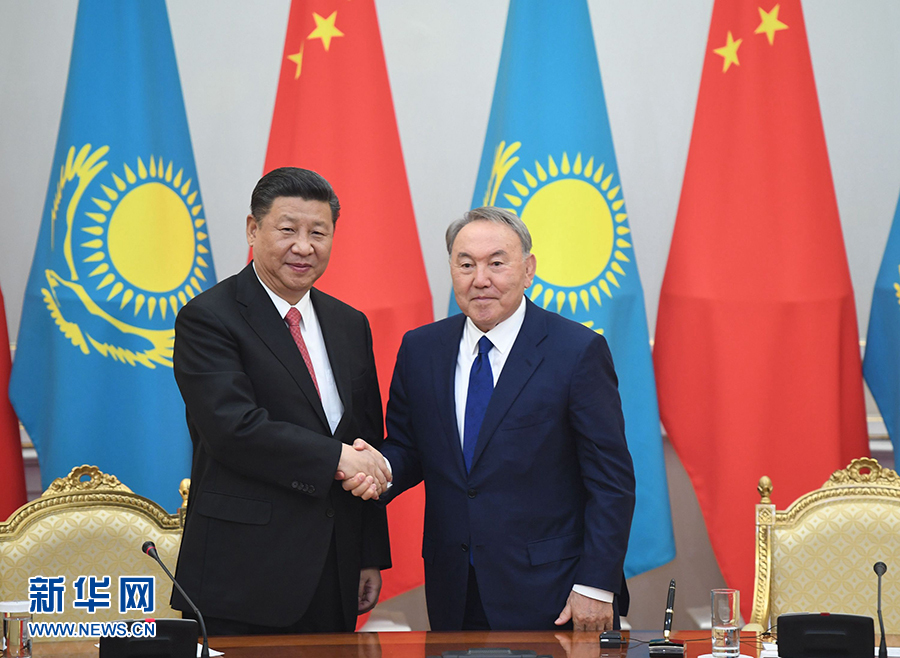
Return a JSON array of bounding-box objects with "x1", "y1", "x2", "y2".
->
[{"x1": 2, "y1": 0, "x2": 900, "y2": 344}]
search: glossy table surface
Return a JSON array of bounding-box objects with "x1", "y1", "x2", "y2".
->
[{"x1": 31, "y1": 629, "x2": 782, "y2": 657}]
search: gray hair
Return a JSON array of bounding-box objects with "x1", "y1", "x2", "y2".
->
[{"x1": 445, "y1": 206, "x2": 532, "y2": 256}]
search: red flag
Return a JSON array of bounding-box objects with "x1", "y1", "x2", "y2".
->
[
  {"x1": 653, "y1": 0, "x2": 867, "y2": 618},
  {"x1": 261, "y1": 0, "x2": 433, "y2": 606},
  {"x1": 0, "y1": 286, "x2": 27, "y2": 520}
]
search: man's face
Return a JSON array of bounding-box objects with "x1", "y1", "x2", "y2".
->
[
  {"x1": 450, "y1": 220, "x2": 536, "y2": 333},
  {"x1": 247, "y1": 196, "x2": 334, "y2": 305}
]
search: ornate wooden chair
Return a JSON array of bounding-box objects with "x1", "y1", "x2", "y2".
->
[
  {"x1": 0, "y1": 465, "x2": 189, "y2": 639},
  {"x1": 749, "y1": 457, "x2": 900, "y2": 634}
]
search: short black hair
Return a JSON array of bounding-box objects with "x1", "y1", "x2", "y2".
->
[{"x1": 250, "y1": 167, "x2": 341, "y2": 225}]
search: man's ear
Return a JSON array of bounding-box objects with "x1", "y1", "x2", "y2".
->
[
  {"x1": 246, "y1": 214, "x2": 258, "y2": 247},
  {"x1": 524, "y1": 253, "x2": 537, "y2": 287}
]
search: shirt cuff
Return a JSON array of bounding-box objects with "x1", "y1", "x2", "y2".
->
[
  {"x1": 572, "y1": 584, "x2": 614, "y2": 603},
  {"x1": 383, "y1": 456, "x2": 393, "y2": 488}
]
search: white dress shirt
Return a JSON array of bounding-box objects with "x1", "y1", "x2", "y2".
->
[
  {"x1": 254, "y1": 265, "x2": 344, "y2": 435},
  {"x1": 453, "y1": 295, "x2": 612, "y2": 604},
  {"x1": 454, "y1": 295, "x2": 527, "y2": 445}
]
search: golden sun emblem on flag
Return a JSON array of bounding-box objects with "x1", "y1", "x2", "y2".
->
[
  {"x1": 894, "y1": 266, "x2": 900, "y2": 305},
  {"x1": 483, "y1": 141, "x2": 633, "y2": 322},
  {"x1": 41, "y1": 144, "x2": 213, "y2": 369}
]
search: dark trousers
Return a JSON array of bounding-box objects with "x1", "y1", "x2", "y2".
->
[{"x1": 186, "y1": 532, "x2": 346, "y2": 636}]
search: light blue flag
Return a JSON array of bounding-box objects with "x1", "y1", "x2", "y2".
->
[
  {"x1": 454, "y1": 0, "x2": 675, "y2": 577},
  {"x1": 864, "y1": 191, "x2": 900, "y2": 454},
  {"x1": 10, "y1": 0, "x2": 216, "y2": 511}
]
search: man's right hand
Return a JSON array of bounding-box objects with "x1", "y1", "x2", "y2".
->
[{"x1": 336, "y1": 439, "x2": 390, "y2": 499}]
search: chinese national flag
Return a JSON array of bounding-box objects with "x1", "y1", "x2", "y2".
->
[
  {"x1": 0, "y1": 286, "x2": 27, "y2": 520},
  {"x1": 261, "y1": 0, "x2": 432, "y2": 607},
  {"x1": 653, "y1": 0, "x2": 868, "y2": 618}
]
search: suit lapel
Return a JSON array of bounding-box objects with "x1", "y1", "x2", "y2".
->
[
  {"x1": 236, "y1": 265, "x2": 329, "y2": 430},
  {"x1": 434, "y1": 314, "x2": 467, "y2": 478},
  {"x1": 312, "y1": 288, "x2": 352, "y2": 436},
  {"x1": 470, "y1": 300, "x2": 546, "y2": 472}
]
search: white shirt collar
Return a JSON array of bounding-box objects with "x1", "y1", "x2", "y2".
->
[
  {"x1": 252, "y1": 262, "x2": 313, "y2": 323},
  {"x1": 462, "y1": 295, "x2": 527, "y2": 357}
]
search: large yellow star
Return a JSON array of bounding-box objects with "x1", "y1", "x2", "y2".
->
[
  {"x1": 286, "y1": 42, "x2": 304, "y2": 79},
  {"x1": 713, "y1": 31, "x2": 742, "y2": 73},
  {"x1": 308, "y1": 11, "x2": 344, "y2": 51},
  {"x1": 755, "y1": 5, "x2": 788, "y2": 45}
]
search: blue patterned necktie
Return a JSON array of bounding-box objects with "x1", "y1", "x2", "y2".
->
[{"x1": 463, "y1": 336, "x2": 494, "y2": 472}]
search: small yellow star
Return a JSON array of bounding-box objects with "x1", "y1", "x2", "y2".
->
[
  {"x1": 713, "y1": 31, "x2": 742, "y2": 73},
  {"x1": 755, "y1": 4, "x2": 788, "y2": 45},
  {"x1": 307, "y1": 11, "x2": 344, "y2": 51},
  {"x1": 286, "y1": 42, "x2": 305, "y2": 79}
]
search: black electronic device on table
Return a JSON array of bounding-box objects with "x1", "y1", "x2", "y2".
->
[
  {"x1": 776, "y1": 612, "x2": 874, "y2": 658},
  {"x1": 776, "y1": 560, "x2": 886, "y2": 658},
  {"x1": 876, "y1": 562, "x2": 889, "y2": 658},
  {"x1": 135, "y1": 540, "x2": 210, "y2": 658},
  {"x1": 428, "y1": 650, "x2": 551, "y2": 658},
  {"x1": 99, "y1": 618, "x2": 198, "y2": 658},
  {"x1": 649, "y1": 579, "x2": 685, "y2": 657},
  {"x1": 600, "y1": 630, "x2": 625, "y2": 648}
]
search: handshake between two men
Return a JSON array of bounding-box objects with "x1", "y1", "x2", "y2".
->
[
  {"x1": 170, "y1": 171, "x2": 634, "y2": 633},
  {"x1": 336, "y1": 439, "x2": 389, "y2": 500},
  {"x1": 333, "y1": 435, "x2": 626, "y2": 632}
]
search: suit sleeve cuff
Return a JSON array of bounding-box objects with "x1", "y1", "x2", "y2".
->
[{"x1": 572, "y1": 584, "x2": 614, "y2": 603}]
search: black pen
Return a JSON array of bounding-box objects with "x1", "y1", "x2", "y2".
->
[{"x1": 663, "y1": 579, "x2": 676, "y2": 640}]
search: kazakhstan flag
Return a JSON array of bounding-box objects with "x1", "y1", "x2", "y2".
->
[
  {"x1": 458, "y1": 0, "x2": 675, "y2": 577},
  {"x1": 10, "y1": 0, "x2": 216, "y2": 511},
  {"x1": 864, "y1": 191, "x2": 900, "y2": 455}
]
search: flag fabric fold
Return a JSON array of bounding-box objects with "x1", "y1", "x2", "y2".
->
[
  {"x1": 261, "y1": 0, "x2": 433, "y2": 604},
  {"x1": 864, "y1": 191, "x2": 900, "y2": 454},
  {"x1": 10, "y1": 0, "x2": 216, "y2": 512},
  {"x1": 0, "y1": 286, "x2": 27, "y2": 520},
  {"x1": 459, "y1": 0, "x2": 676, "y2": 578},
  {"x1": 653, "y1": 0, "x2": 868, "y2": 618}
]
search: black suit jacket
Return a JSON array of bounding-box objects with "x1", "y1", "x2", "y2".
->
[
  {"x1": 170, "y1": 264, "x2": 390, "y2": 629},
  {"x1": 381, "y1": 299, "x2": 635, "y2": 630}
]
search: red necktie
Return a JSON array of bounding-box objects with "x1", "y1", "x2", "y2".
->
[{"x1": 285, "y1": 307, "x2": 320, "y2": 397}]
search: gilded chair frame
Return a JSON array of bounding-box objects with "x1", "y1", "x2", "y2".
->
[
  {"x1": 1, "y1": 465, "x2": 186, "y2": 535},
  {"x1": 749, "y1": 457, "x2": 900, "y2": 631},
  {"x1": 0, "y1": 465, "x2": 189, "y2": 638}
]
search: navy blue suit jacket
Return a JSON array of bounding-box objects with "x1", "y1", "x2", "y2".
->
[{"x1": 381, "y1": 298, "x2": 635, "y2": 630}]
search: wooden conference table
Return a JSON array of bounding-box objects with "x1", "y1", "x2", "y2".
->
[{"x1": 30, "y1": 629, "x2": 783, "y2": 657}]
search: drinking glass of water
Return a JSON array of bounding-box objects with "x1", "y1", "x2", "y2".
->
[{"x1": 711, "y1": 588, "x2": 740, "y2": 658}]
